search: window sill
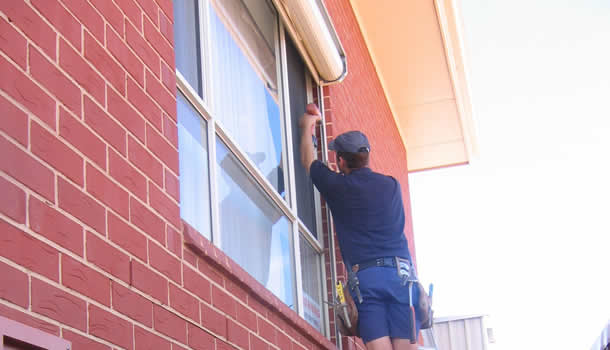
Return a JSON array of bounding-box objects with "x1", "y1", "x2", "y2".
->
[{"x1": 182, "y1": 221, "x2": 337, "y2": 350}]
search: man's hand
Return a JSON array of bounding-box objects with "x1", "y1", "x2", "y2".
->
[
  {"x1": 299, "y1": 103, "x2": 321, "y2": 173},
  {"x1": 299, "y1": 103, "x2": 321, "y2": 134}
]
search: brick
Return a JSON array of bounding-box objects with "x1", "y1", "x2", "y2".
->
[
  {"x1": 183, "y1": 265, "x2": 211, "y2": 303},
  {"x1": 0, "y1": 18, "x2": 27, "y2": 69},
  {"x1": 32, "y1": 278, "x2": 86, "y2": 331},
  {"x1": 216, "y1": 340, "x2": 234, "y2": 350},
  {"x1": 149, "y1": 183, "x2": 180, "y2": 229},
  {"x1": 135, "y1": 326, "x2": 171, "y2": 350},
  {"x1": 158, "y1": 10, "x2": 174, "y2": 46},
  {"x1": 0, "y1": 0, "x2": 56, "y2": 59},
  {"x1": 29, "y1": 196, "x2": 84, "y2": 256},
  {"x1": 183, "y1": 247, "x2": 197, "y2": 266},
  {"x1": 31, "y1": 121, "x2": 84, "y2": 186},
  {"x1": 0, "y1": 55, "x2": 55, "y2": 128},
  {"x1": 86, "y1": 163, "x2": 129, "y2": 219},
  {"x1": 150, "y1": 243, "x2": 181, "y2": 284},
  {"x1": 236, "y1": 303, "x2": 257, "y2": 332},
  {"x1": 160, "y1": 62, "x2": 177, "y2": 103},
  {"x1": 126, "y1": 21, "x2": 160, "y2": 77},
  {"x1": 212, "y1": 286, "x2": 236, "y2": 319},
  {"x1": 167, "y1": 225, "x2": 182, "y2": 258},
  {"x1": 30, "y1": 46, "x2": 82, "y2": 116},
  {"x1": 107, "y1": 26, "x2": 145, "y2": 86},
  {"x1": 164, "y1": 168, "x2": 179, "y2": 203},
  {"x1": 109, "y1": 150, "x2": 147, "y2": 200},
  {"x1": 128, "y1": 136, "x2": 163, "y2": 185},
  {"x1": 172, "y1": 344, "x2": 189, "y2": 350},
  {"x1": 247, "y1": 297, "x2": 267, "y2": 319},
  {"x1": 227, "y1": 319, "x2": 249, "y2": 350},
  {"x1": 122, "y1": 0, "x2": 143, "y2": 30},
  {"x1": 0, "y1": 176, "x2": 26, "y2": 224},
  {"x1": 108, "y1": 212, "x2": 148, "y2": 262},
  {"x1": 134, "y1": 0, "x2": 159, "y2": 26},
  {"x1": 143, "y1": 16, "x2": 174, "y2": 67},
  {"x1": 130, "y1": 197, "x2": 165, "y2": 244},
  {"x1": 31, "y1": 0, "x2": 81, "y2": 50},
  {"x1": 0, "y1": 261, "x2": 28, "y2": 308},
  {"x1": 131, "y1": 260, "x2": 168, "y2": 304},
  {"x1": 0, "y1": 219, "x2": 59, "y2": 281},
  {"x1": 168, "y1": 284, "x2": 198, "y2": 321},
  {"x1": 89, "y1": 304, "x2": 133, "y2": 349},
  {"x1": 84, "y1": 32, "x2": 126, "y2": 95},
  {"x1": 84, "y1": 95, "x2": 127, "y2": 155},
  {"x1": 145, "y1": 69, "x2": 176, "y2": 121},
  {"x1": 112, "y1": 281, "x2": 153, "y2": 327},
  {"x1": 59, "y1": 106, "x2": 107, "y2": 169},
  {"x1": 250, "y1": 334, "x2": 269, "y2": 350},
  {"x1": 62, "y1": 254, "x2": 110, "y2": 306},
  {"x1": 201, "y1": 302, "x2": 226, "y2": 337},
  {"x1": 0, "y1": 304, "x2": 59, "y2": 336},
  {"x1": 187, "y1": 323, "x2": 214, "y2": 350},
  {"x1": 198, "y1": 261, "x2": 224, "y2": 287},
  {"x1": 276, "y1": 331, "x2": 291, "y2": 350},
  {"x1": 60, "y1": 39, "x2": 105, "y2": 104},
  {"x1": 58, "y1": 177, "x2": 106, "y2": 234},
  {"x1": 257, "y1": 317, "x2": 276, "y2": 345},
  {"x1": 63, "y1": 329, "x2": 111, "y2": 350},
  {"x1": 0, "y1": 94, "x2": 28, "y2": 146},
  {"x1": 156, "y1": 0, "x2": 173, "y2": 23},
  {"x1": 153, "y1": 304, "x2": 186, "y2": 342},
  {"x1": 226, "y1": 279, "x2": 248, "y2": 304},
  {"x1": 108, "y1": 88, "x2": 146, "y2": 143},
  {"x1": 147, "y1": 124, "x2": 178, "y2": 174},
  {"x1": 128, "y1": 76, "x2": 162, "y2": 130},
  {"x1": 86, "y1": 231, "x2": 131, "y2": 282},
  {"x1": 3, "y1": 139, "x2": 55, "y2": 203},
  {"x1": 59, "y1": 0, "x2": 104, "y2": 42},
  {"x1": 89, "y1": 0, "x2": 124, "y2": 37}
]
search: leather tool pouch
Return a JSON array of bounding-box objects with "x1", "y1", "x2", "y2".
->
[
  {"x1": 336, "y1": 281, "x2": 359, "y2": 337},
  {"x1": 415, "y1": 282, "x2": 434, "y2": 329}
]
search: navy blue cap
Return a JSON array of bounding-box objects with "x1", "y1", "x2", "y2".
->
[{"x1": 328, "y1": 131, "x2": 370, "y2": 153}]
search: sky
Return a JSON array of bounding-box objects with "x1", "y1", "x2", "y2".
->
[{"x1": 408, "y1": 1, "x2": 610, "y2": 349}]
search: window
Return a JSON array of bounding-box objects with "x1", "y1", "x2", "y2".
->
[{"x1": 174, "y1": 0, "x2": 328, "y2": 332}]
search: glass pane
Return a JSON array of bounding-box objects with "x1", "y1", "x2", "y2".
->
[
  {"x1": 208, "y1": 0, "x2": 285, "y2": 197},
  {"x1": 216, "y1": 139, "x2": 295, "y2": 307},
  {"x1": 300, "y1": 235, "x2": 323, "y2": 332},
  {"x1": 286, "y1": 34, "x2": 317, "y2": 236},
  {"x1": 177, "y1": 92, "x2": 211, "y2": 238},
  {"x1": 174, "y1": 0, "x2": 203, "y2": 97}
]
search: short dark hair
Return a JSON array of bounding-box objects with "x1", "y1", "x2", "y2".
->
[{"x1": 337, "y1": 151, "x2": 369, "y2": 169}]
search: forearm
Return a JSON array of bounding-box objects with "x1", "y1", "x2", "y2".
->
[{"x1": 300, "y1": 127, "x2": 316, "y2": 173}]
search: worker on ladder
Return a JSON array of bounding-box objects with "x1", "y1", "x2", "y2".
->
[{"x1": 299, "y1": 104, "x2": 424, "y2": 350}]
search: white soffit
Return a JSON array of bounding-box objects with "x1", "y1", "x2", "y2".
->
[{"x1": 350, "y1": 0, "x2": 477, "y2": 172}]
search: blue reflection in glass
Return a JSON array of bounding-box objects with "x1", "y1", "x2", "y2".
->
[
  {"x1": 216, "y1": 140, "x2": 294, "y2": 308},
  {"x1": 177, "y1": 93, "x2": 211, "y2": 238}
]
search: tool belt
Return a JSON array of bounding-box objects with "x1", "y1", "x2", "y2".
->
[{"x1": 335, "y1": 257, "x2": 434, "y2": 340}]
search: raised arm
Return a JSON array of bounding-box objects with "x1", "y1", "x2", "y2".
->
[{"x1": 299, "y1": 103, "x2": 321, "y2": 173}]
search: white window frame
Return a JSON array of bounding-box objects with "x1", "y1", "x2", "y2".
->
[{"x1": 174, "y1": 0, "x2": 330, "y2": 336}]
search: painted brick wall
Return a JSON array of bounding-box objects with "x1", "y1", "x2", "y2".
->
[{"x1": 0, "y1": 1, "x2": 337, "y2": 349}]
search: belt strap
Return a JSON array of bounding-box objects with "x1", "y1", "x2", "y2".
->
[{"x1": 353, "y1": 257, "x2": 398, "y2": 271}]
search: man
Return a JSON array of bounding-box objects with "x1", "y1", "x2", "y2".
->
[{"x1": 299, "y1": 104, "x2": 421, "y2": 350}]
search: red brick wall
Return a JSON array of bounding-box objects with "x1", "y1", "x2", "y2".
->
[{"x1": 0, "y1": 1, "x2": 336, "y2": 349}]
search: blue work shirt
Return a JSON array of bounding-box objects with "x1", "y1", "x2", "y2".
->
[{"x1": 309, "y1": 160, "x2": 410, "y2": 265}]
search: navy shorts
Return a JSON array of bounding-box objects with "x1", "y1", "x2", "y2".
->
[{"x1": 350, "y1": 266, "x2": 421, "y2": 343}]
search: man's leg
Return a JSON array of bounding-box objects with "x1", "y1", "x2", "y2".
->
[
  {"x1": 365, "y1": 336, "x2": 392, "y2": 350},
  {"x1": 391, "y1": 338, "x2": 419, "y2": 350}
]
